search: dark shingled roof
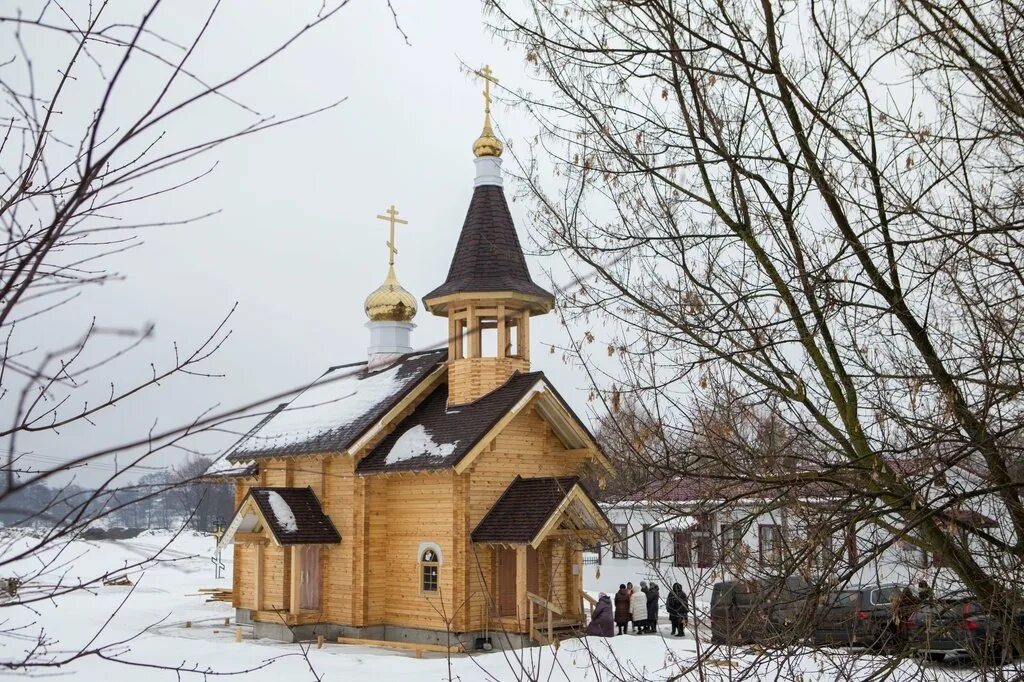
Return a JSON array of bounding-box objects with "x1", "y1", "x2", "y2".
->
[
  {"x1": 224, "y1": 349, "x2": 446, "y2": 462},
  {"x1": 246, "y1": 486, "x2": 340, "y2": 545},
  {"x1": 356, "y1": 372, "x2": 545, "y2": 474},
  {"x1": 423, "y1": 185, "x2": 554, "y2": 304},
  {"x1": 471, "y1": 476, "x2": 582, "y2": 544}
]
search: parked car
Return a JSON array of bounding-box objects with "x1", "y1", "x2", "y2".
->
[
  {"x1": 952, "y1": 602, "x2": 1023, "y2": 664},
  {"x1": 903, "y1": 596, "x2": 974, "y2": 662},
  {"x1": 812, "y1": 584, "x2": 904, "y2": 650},
  {"x1": 710, "y1": 577, "x2": 811, "y2": 645}
]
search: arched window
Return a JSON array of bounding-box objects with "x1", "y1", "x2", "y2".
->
[{"x1": 420, "y1": 548, "x2": 439, "y2": 593}]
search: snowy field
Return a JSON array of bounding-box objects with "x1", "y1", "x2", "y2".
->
[{"x1": 0, "y1": 530, "x2": 992, "y2": 680}]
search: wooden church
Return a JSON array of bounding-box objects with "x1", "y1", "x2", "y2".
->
[{"x1": 208, "y1": 70, "x2": 614, "y2": 650}]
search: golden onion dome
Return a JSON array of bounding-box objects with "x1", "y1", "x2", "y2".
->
[
  {"x1": 473, "y1": 117, "x2": 503, "y2": 158},
  {"x1": 365, "y1": 266, "x2": 417, "y2": 322}
]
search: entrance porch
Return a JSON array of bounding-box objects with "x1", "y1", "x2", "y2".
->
[{"x1": 471, "y1": 476, "x2": 614, "y2": 644}]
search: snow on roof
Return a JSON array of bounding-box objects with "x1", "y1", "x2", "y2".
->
[
  {"x1": 203, "y1": 456, "x2": 256, "y2": 478},
  {"x1": 384, "y1": 424, "x2": 457, "y2": 466},
  {"x1": 224, "y1": 350, "x2": 445, "y2": 460},
  {"x1": 264, "y1": 491, "x2": 298, "y2": 533},
  {"x1": 244, "y1": 364, "x2": 403, "y2": 451}
]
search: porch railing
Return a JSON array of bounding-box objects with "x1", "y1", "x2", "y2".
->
[{"x1": 527, "y1": 591, "x2": 563, "y2": 644}]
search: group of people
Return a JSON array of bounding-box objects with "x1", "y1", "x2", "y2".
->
[{"x1": 584, "y1": 581, "x2": 689, "y2": 638}]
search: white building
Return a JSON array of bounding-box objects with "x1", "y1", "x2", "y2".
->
[{"x1": 583, "y1": 475, "x2": 997, "y2": 605}]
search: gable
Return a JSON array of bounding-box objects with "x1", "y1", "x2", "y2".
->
[
  {"x1": 356, "y1": 373, "x2": 541, "y2": 473},
  {"x1": 218, "y1": 486, "x2": 340, "y2": 548},
  {"x1": 356, "y1": 371, "x2": 610, "y2": 475},
  {"x1": 452, "y1": 376, "x2": 612, "y2": 475},
  {"x1": 471, "y1": 476, "x2": 614, "y2": 547}
]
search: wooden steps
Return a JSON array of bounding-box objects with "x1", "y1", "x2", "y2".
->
[{"x1": 335, "y1": 636, "x2": 465, "y2": 658}]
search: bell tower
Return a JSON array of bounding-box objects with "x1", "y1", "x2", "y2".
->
[{"x1": 423, "y1": 66, "x2": 555, "y2": 405}]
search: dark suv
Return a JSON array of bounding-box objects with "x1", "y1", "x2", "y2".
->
[
  {"x1": 812, "y1": 585, "x2": 904, "y2": 650},
  {"x1": 947, "y1": 602, "x2": 1022, "y2": 663},
  {"x1": 903, "y1": 597, "x2": 974, "y2": 662},
  {"x1": 710, "y1": 577, "x2": 811, "y2": 646}
]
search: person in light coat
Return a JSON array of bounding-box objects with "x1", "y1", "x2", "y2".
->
[{"x1": 630, "y1": 581, "x2": 649, "y2": 633}]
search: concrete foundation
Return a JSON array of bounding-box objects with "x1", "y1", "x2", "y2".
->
[{"x1": 249, "y1": 619, "x2": 534, "y2": 651}]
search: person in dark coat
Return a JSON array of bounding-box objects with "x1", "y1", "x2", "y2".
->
[
  {"x1": 646, "y1": 583, "x2": 660, "y2": 633},
  {"x1": 626, "y1": 582, "x2": 635, "y2": 632},
  {"x1": 585, "y1": 593, "x2": 615, "y2": 637},
  {"x1": 666, "y1": 583, "x2": 687, "y2": 636},
  {"x1": 613, "y1": 584, "x2": 631, "y2": 635}
]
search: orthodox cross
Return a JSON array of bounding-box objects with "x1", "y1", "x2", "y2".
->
[
  {"x1": 478, "y1": 65, "x2": 498, "y2": 117},
  {"x1": 376, "y1": 204, "x2": 408, "y2": 267}
]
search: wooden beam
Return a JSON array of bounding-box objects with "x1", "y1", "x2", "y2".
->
[
  {"x1": 496, "y1": 304, "x2": 507, "y2": 359},
  {"x1": 336, "y1": 637, "x2": 464, "y2": 655},
  {"x1": 468, "y1": 304, "x2": 481, "y2": 358},
  {"x1": 254, "y1": 543, "x2": 264, "y2": 611},
  {"x1": 235, "y1": 532, "x2": 267, "y2": 544},
  {"x1": 568, "y1": 546, "x2": 581, "y2": 616},
  {"x1": 449, "y1": 315, "x2": 460, "y2": 359},
  {"x1": 289, "y1": 546, "x2": 301, "y2": 615},
  {"x1": 520, "y1": 313, "x2": 530, "y2": 361},
  {"x1": 516, "y1": 545, "x2": 527, "y2": 625}
]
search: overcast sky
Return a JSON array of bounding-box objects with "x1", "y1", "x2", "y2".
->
[{"x1": 12, "y1": 1, "x2": 607, "y2": 486}]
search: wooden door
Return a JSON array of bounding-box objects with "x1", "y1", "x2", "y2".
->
[
  {"x1": 527, "y1": 546, "x2": 539, "y2": 595},
  {"x1": 497, "y1": 548, "x2": 517, "y2": 616},
  {"x1": 299, "y1": 545, "x2": 321, "y2": 611}
]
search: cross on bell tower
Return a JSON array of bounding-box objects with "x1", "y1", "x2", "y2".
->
[{"x1": 472, "y1": 65, "x2": 503, "y2": 159}]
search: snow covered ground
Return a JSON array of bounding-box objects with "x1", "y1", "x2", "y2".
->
[{"x1": 0, "y1": 529, "x2": 993, "y2": 680}]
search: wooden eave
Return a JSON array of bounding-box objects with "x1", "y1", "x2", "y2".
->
[
  {"x1": 527, "y1": 483, "x2": 615, "y2": 549},
  {"x1": 423, "y1": 290, "x2": 554, "y2": 317},
  {"x1": 218, "y1": 496, "x2": 277, "y2": 549}
]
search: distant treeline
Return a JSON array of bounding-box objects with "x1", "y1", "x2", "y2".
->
[{"x1": 0, "y1": 455, "x2": 233, "y2": 534}]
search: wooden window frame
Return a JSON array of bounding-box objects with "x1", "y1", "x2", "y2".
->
[
  {"x1": 420, "y1": 548, "x2": 439, "y2": 594},
  {"x1": 695, "y1": 531, "x2": 714, "y2": 568},
  {"x1": 758, "y1": 524, "x2": 782, "y2": 566},
  {"x1": 673, "y1": 530, "x2": 691, "y2": 568},
  {"x1": 642, "y1": 525, "x2": 660, "y2": 562},
  {"x1": 720, "y1": 523, "x2": 744, "y2": 560},
  {"x1": 612, "y1": 523, "x2": 628, "y2": 559}
]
